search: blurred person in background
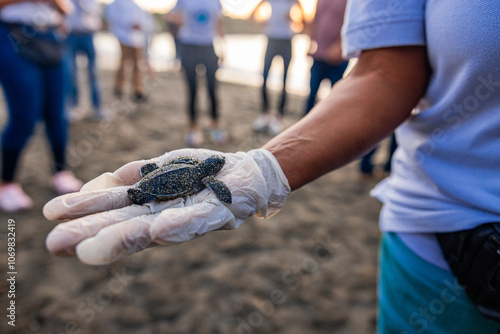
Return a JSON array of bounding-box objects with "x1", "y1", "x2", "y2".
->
[
  {"x1": 252, "y1": 0, "x2": 304, "y2": 136},
  {"x1": 66, "y1": 0, "x2": 106, "y2": 120},
  {"x1": 0, "y1": 0, "x2": 83, "y2": 213},
  {"x1": 359, "y1": 133, "x2": 397, "y2": 179},
  {"x1": 142, "y1": 10, "x2": 156, "y2": 77},
  {"x1": 303, "y1": 0, "x2": 348, "y2": 115},
  {"x1": 105, "y1": 0, "x2": 153, "y2": 103},
  {"x1": 167, "y1": 0, "x2": 227, "y2": 147}
]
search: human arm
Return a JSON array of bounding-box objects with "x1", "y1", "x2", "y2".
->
[
  {"x1": 214, "y1": 15, "x2": 225, "y2": 63},
  {"x1": 249, "y1": 0, "x2": 265, "y2": 21},
  {"x1": 323, "y1": 38, "x2": 344, "y2": 64},
  {"x1": 292, "y1": 0, "x2": 306, "y2": 24},
  {"x1": 165, "y1": 0, "x2": 183, "y2": 27},
  {"x1": 216, "y1": 14, "x2": 225, "y2": 37},
  {"x1": 51, "y1": 0, "x2": 73, "y2": 14},
  {"x1": 264, "y1": 45, "x2": 429, "y2": 190},
  {"x1": 0, "y1": 0, "x2": 72, "y2": 14},
  {"x1": 305, "y1": 2, "x2": 317, "y2": 56},
  {"x1": 0, "y1": 0, "x2": 52, "y2": 9},
  {"x1": 165, "y1": 11, "x2": 183, "y2": 27},
  {"x1": 0, "y1": 0, "x2": 24, "y2": 8}
]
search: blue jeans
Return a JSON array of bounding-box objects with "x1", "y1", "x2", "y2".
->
[
  {"x1": 0, "y1": 22, "x2": 68, "y2": 181},
  {"x1": 304, "y1": 59, "x2": 348, "y2": 115},
  {"x1": 66, "y1": 31, "x2": 100, "y2": 109},
  {"x1": 379, "y1": 232, "x2": 500, "y2": 333},
  {"x1": 360, "y1": 133, "x2": 397, "y2": 174}
]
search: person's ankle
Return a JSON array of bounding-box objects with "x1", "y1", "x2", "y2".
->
[{"x1": 0, "y1": 180, "x2": 16, "y2": 187}]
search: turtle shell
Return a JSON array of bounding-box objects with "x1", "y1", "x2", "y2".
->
[{"x1": 137, "y1": 163, "x2": 205, "y2": 200}]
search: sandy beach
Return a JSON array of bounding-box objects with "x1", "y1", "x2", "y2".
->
[{"x1": 0, "y1": 46, "x2": 390, "y2": 333}]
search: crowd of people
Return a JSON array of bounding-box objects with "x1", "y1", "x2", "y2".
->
[{"x1": 0, "y1": 0, "x2": 357, "y2": 213}]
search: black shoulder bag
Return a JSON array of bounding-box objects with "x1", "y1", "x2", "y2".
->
[
  {"x1": 437, "y1": 223, "x2": 500, "y2": 321},
  {"x1": 7, "y1": 23, "x2": 64, "y2": 67}
]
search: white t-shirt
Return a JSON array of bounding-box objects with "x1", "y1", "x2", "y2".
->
[
  {"x1": 173, "y1": 0, "x2": 222, "y2": 46},
  {"x1": 67, "y1": 0, "x2": 102, "y2": 32},
  {"x1": 1, "y1": 3, "x2": 64, "y2": 27},
  {"x1": 265, "y1": 0, "x2": 294, "y2": 40},
  {"x1": 342, "y1": 0, "x2": 500, "y2": 268},
  {"x1": 343, "y1": 0, "x2": 500, "y2": 233},
  {"x1": 105, "y1": 0, "x2": 153, "y2": 48}
]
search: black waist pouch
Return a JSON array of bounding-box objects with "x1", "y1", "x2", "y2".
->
[
  {"x1": 437, "y1": 223, "x2": 500, "y2": 321},
  {"x1": 7, "y1": 23, "x2": 64, "y2": 66}
]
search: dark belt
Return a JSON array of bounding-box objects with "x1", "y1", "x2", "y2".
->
[{"x1": 437, "y1": 223, "x2": 500, "y2": 321}]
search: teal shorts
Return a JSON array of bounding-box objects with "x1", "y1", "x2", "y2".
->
[{"x1": 378, "y1": 232, "x2": 500, "y2": 333}]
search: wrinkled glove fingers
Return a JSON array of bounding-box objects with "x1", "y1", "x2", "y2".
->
[
  {"x1": 76, "y1": 214, "x2": 157, "y2": 266},
  {"x1": 43, "y1": 186, "x2": 132, "y2": 220},
  {"x1": 45, "y1": 204, "x2": 154, "y2": 257},
  {"x1": 81, "y1": 159, "x2": 158, "y2": 192},
  {"x1": 150, "y1": 201, "x2": 235, "y2": 244}
]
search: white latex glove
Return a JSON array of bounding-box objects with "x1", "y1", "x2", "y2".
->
[{"x1": 43, "y1": 149, "x2": 290, "y2": 265}]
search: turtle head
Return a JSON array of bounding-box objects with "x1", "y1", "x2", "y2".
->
[{"x1": 199, "y1": 155, "x2": 226, "y2": 176}]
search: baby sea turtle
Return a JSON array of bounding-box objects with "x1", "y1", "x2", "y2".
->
[{"x1": 127, "y1": 155, "x2": 232, "y2": 205}]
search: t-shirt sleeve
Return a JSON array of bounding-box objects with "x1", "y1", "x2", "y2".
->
[{"x1": 342, "y1": 0, "x2": 426, "y2": 58}]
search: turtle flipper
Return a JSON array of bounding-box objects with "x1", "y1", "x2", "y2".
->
[
  {"x1": 128, "y1": 187, "x2": 155, "y2": 205},
  {"x1": 202, "y1": 176, "x2": 232, "y2": 205},
  {"x1": 140, "y1": 163, "x2": 160, "y2": 177}
]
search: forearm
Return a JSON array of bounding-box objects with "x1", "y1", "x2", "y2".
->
[
  {"x1": 166, "y1": 12, "x2": 183, "y2": 26},
  {"x1": 250, "y1": 0, "x2": 264, "y2": 20},
  {"x1": 297, "y1": 1, "x2": 306, "y2": 24},
  {"x1": 0, "y1": 0, "x2": 71, "y2": 13},
  {"x1": 216, "y1": 17, "x2": 225, "y2": 37},
  {"x1": 0, "y1": 0, "x2": 26, "y2": 9},
  {"x1": 263, "y1": 46, "x2": 429, "y2": 190}
]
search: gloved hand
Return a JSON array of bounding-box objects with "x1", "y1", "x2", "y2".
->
[{"x1": 43, "y1": 148, "x2": 290, "y2": 265}]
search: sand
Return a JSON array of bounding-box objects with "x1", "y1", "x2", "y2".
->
[{"x1": 0, "y1": 65, "x2": 389, "y2": 334}]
